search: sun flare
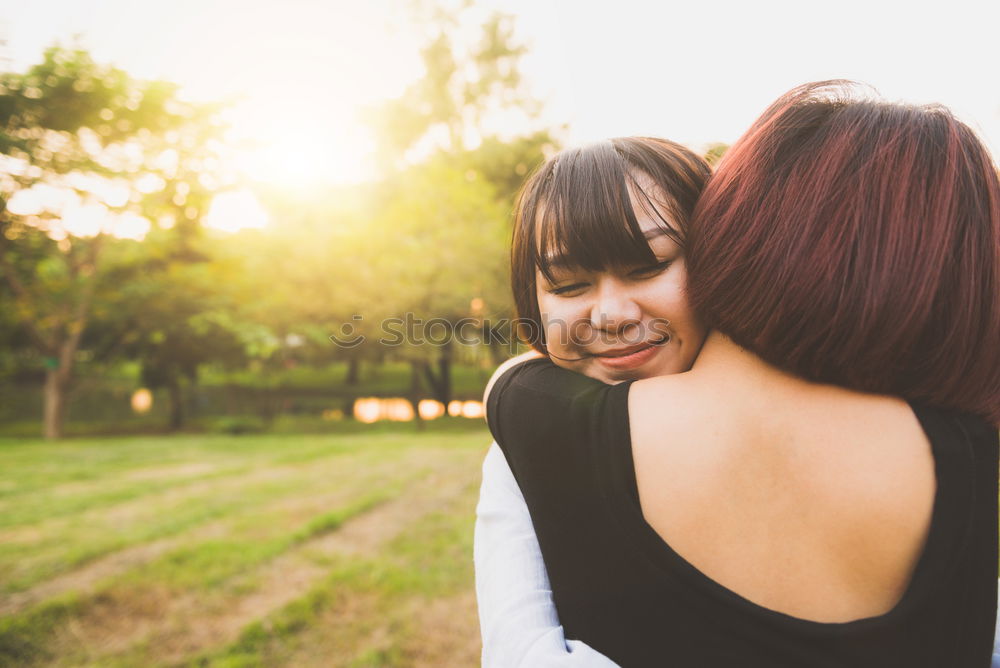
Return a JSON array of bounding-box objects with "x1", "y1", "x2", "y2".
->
[
  {"x1": 204, "y1": 189, "x2": 269, "y2": 233},
  {"x1": 233, "y1": 124, "x2": 376, "y2": 188}
]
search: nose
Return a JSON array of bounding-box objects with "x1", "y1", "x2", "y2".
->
[{"x1": 590, "y1": 277, "x2": 641, "y2": 334}]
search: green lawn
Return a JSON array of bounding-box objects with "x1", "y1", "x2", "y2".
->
[{"x1": 0, "y1": 425, "x2": 489, "y2": 667}]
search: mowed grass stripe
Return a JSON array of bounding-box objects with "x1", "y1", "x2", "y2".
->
[
  {"x1": 0, "y1": 473, "x2": 417, "y2": 667},
  {"x1": 199, "y1": 474, "x2": 481, "y2": 668},
  {"x1": 0, "y1": 438, "x2": 426, "y2": 593},
  {"x1": 0, "y1": 593, "x2": 84, "y2": 668},
  {"x1": 0, "y1": 430, "x2": 489, "y2": 668},
  {"x1": 0, "y1": 436, "x2": 374, "y2": 527},
  {"x1": 2, "y1": 448, "x2": 430, "y2": 613},
  {"x1": 0, "y1": 435, "x2": 287, "y2": 497},
  {"x1": 119, "y1": 465, "x2": 430, "y2": 592},
  {"x1": 1, "y1": 442, "x2": 387, "y2": 549},
  {"x1": 26, "y1": 462, "x2": 474, "y2": 667}
]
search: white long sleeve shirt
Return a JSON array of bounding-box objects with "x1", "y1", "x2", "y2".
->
[{"x1": 475, "y1": 442, "x2": 619, "y2": 667}]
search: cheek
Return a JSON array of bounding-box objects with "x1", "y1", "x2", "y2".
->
[
  {"x1": 652, "y1": 278, "x2": 708, "y2": 351},
  {"x1": 536, "y1": 295, "x2": 561, "y2": 338},
  {"x1": 639, "y1": 273, "x2": 692, "y2": 324},
  {"x1": 537, "y1": 292, "x2": 589, "y2": 343}
]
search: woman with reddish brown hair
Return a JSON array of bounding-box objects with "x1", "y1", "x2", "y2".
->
[
  {"x1": 686, "y1": 84, "x2": 999, "y2": 420},
  {"x1": 481, "y1": 82, "x2": 999, "y2": 666}
]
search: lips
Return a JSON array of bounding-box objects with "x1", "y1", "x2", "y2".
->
[
  {"x1": 592, "y1": 336, "x2": 669, "y2": 371},
  {"x1": 591, "y1": 335, "x2": 669, "y2": 358}
]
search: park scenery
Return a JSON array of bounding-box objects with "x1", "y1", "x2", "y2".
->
[
  {"x1": 0, "y1": 5, "x2": 572, "y2": 665},
  {"x1": 2, "y1": 1, "x2": 999, "y2": 666}
]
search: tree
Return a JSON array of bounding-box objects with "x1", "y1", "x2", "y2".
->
[
  {"x1": 362, "y1": 7, "x2": 559, "y2": 406},
  {"x1": 72, "y1": 226, "x2": 249, "y2": 431},
  {"x1": 0, "y1": 47, "x2": 226, "y2": 438},
  {"x1": 218, "y1": 185, "x2": 381, "y2": 388},
  {"x1": 370, "y1": 9, "x2": 539, "y2": 167},
  {"x1": 703, "y1": 142, "x2": 729, "y2": 167},
  {"x1": 366, "y1": 161, "x2": 510, "y2": 407}
]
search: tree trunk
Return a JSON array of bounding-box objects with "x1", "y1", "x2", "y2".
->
[
  {"x1": 409, "y1": 360, "x2": 425, "y2": 431},
  {"x1": 28, "y1": 236, "x2": 103, "y2": 439},
  {"x1": 437, "y1": 341, "x2": 452, "y2": 407},
  {"x1": 421, "y1": 340, "x2": 453, "y2": 406},
  {"x1": 43, "y1": 332, "x2": 83, "y2": 438},
  {"x1": 167, "y1": 379, "x2": 184, "y2": 432},
  {"x1": 346, "y1": 357, "x2": 360, "y2": 385},
  {"x1": 42, "y1": 367, "x2": 69, "y2": 439}
]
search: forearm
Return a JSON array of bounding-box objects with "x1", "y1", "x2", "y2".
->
[{"x1": 475, "y1": 442, "x2": 619, "y2": 667}]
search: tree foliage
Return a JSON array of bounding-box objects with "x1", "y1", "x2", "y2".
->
[
  {"x1": 0, "y1": 8, "x2": 568, "y2": 435},
  {"x1": 370, "y1": 7, "x2": 547, "y2": 168},
  {"x1": 0, "y1": 46, "x2": 229, "y2": 437},
  {"x1": 359, "y1": 6, "x2": 557, "y2": 406}
]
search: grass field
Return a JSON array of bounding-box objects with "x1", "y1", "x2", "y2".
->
[{"x1": 0, "y1": 424, "x2": 490, "y2": 667}]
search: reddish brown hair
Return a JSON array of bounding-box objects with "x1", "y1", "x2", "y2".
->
[
  {"x1": 687, "y1": 81, "x2": 1000, "y2": 422},
  {"x1": 511, "y1": 137, "x2": 711, "y2": 351}
]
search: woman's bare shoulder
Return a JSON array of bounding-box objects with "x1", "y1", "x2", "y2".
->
[{"x1": 628, "y1": 373, "x2": 724, "y2": 434}]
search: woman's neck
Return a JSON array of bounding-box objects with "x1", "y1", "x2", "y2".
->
[{"x1": 689, "y1": 331, "x2": 810, "y2": 397}]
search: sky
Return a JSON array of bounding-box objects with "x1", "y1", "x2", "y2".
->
[{"x1": 2, "y1": 0, "x2": 999, "y2": 189}]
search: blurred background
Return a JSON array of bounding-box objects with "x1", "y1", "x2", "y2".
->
[{"x1": 0, "y1": 0, "x2": 997, "y2": 666}]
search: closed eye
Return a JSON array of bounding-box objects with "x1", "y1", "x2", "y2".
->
[
  {"x1": 548, "y1": 282, "x2": 588, "y2": 296},
  {"x1": 629, "y1": 259, "x2": 673, "y2": 279}
]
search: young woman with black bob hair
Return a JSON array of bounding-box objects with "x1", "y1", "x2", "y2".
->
[
  {"x1": 480, "y1": 81, "x2": 1000, "y2": 666},
  {"x1": 476, "y1": 135, "x2": 712, "y2": 666}
]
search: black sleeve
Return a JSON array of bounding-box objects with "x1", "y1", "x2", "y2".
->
[
  {"x1": 487, "y1": 358, "x2": 611, "y2": 450},
  {"x1": 485, "y1": 358, "x2": 626, "y2": 494},
  {"x1": 484, "y1": 357, "x2": 636, "y2": 644}
]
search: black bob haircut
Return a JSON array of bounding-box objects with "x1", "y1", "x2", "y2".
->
[{"x1": 510, "y1": 137, "x2": 711, "y2": 351}]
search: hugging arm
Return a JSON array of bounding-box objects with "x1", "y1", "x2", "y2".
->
[
  {"x1": 995, "y1": 620, "x2": 1000, "y2": 668},
  {"x1": 475, "y1": 442, "x2": 620, "y2": 667}
]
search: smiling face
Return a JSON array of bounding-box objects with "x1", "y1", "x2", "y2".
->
[
  {"x1": 510, "y1": 138, "x2": 713, "y2": 384},
  {"x1": 535, "y1": 191, "x2": 707, "y2": 384}
]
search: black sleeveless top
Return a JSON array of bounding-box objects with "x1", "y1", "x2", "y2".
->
[{"x1": 487, "y1": 359, "x2": 999, "y2": 667}]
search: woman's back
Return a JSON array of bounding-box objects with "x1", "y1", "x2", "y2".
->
[
  {"x1": 487, "y1": 353, "x2": 998, "y2": 666},
  {"x1": 629, "y1": 332, "x2": 937, "y2": 622}
]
